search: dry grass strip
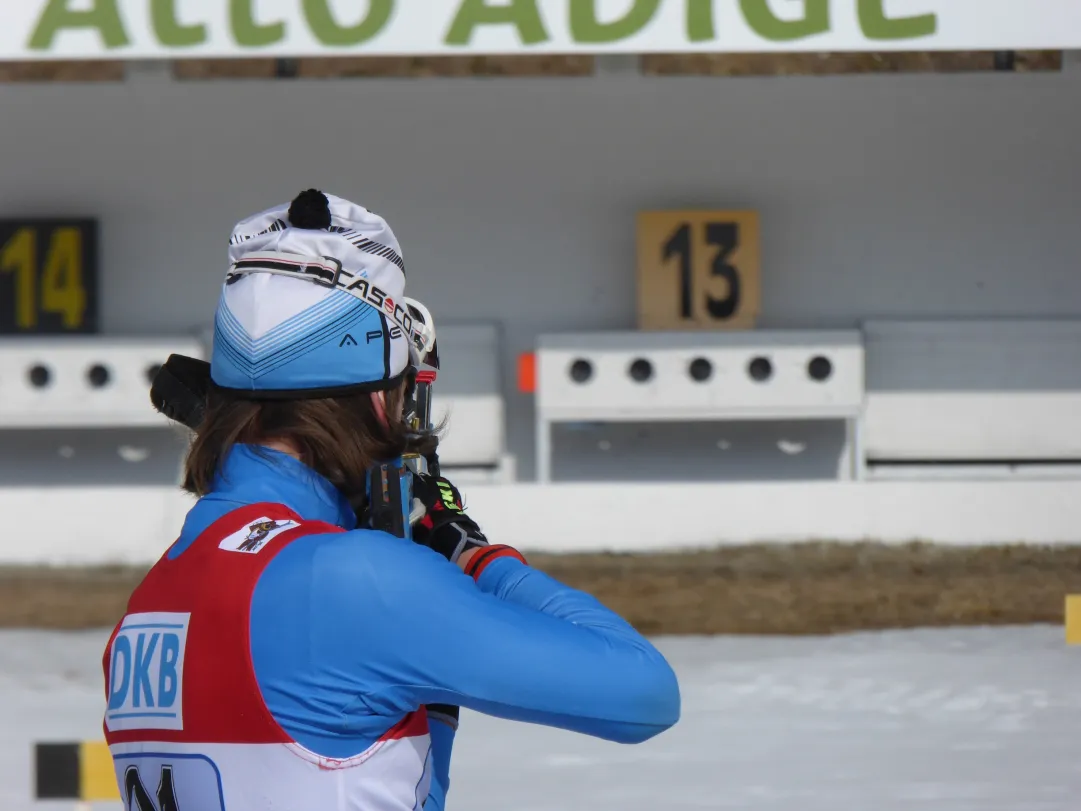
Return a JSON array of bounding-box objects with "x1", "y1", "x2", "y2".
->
[{"x1": 3, "y1": 542, "x2": 1079, "y2": 635}]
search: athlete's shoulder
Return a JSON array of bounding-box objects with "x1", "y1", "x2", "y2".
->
[
  {"x1": 252, "y1": 525, "x2": 462, "y2": 634},
  {"x1": 261, "y1": 523, "x2": 454, "y2": 590}
]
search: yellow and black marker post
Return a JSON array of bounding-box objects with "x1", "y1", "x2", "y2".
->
[
  {"x1": 1067, "y1": 596, "x2": 1081, "y2": 646},
  {"x1": 34, "y1": 741, "x2": 119, "y2": 802}
]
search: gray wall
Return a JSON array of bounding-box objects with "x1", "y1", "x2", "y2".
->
[{"x1": 1, "y1": 69, "x2": 1079, "y2": 476}]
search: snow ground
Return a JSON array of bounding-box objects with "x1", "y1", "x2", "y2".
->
[{"x1": 2, "y1": 626, "x2": 1077, "y2": 811}]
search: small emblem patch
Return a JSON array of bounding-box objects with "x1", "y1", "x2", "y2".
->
[{"x1": 219, "y1": 518, "x2": 298, "y2": 554}]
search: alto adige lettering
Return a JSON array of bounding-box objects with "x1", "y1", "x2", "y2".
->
[{"x1": 106, "y1": 612, "x2": 189, "y2": 732}]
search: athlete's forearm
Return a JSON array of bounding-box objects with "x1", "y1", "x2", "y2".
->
[
  {"x1": 476, "y1": 557, "x2": 650, "y2": 641},
  {"x1": 394, "y1": 555, "x2": 680, "y2": 742},
  {"x1": 460, "y1": 556, "x2": 680, "y2": 740}
]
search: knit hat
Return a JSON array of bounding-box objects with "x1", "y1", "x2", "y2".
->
[{"x1": 210, "y1": 190, "x2": 434, "y2": 397}]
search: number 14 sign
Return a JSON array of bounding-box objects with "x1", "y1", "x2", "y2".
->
[{"x1": 636, "y1": 210, "x2": 760, "y2": 331}]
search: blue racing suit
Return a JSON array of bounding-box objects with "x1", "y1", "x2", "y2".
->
[{"x1": 164, "y1": 444, "x2": 681, "y2": 808}]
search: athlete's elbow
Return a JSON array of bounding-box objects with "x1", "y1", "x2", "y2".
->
[
  {"x1": 640, "y1": 659, "x2": 682, "y2": 740},
  {"x1": 609, "y1": 657, "x2": 682, "y2": 744},
  {"x1": 608, "y1": 720, "x2": 675, "y2": 745}
]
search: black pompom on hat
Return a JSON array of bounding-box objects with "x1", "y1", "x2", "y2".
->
[{"x1": 288, "y1": 188, "x2": 332, "y2": 230}]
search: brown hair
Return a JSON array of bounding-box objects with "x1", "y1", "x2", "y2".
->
[{"x1": 182, "y1": 381, "x2": 437, "y2": 512}]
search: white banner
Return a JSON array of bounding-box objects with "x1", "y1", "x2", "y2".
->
[{"x1": 1, "y1": 0, "x2": 1080, "y2": 62}]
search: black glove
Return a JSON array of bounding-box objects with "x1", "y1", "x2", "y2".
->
[{"x1": 411, "y1": 474, "x2": 489, "y2": 564}]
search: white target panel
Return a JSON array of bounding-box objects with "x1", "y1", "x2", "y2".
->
[
  {"x1": 536, "y1": 330, "x2": 864, "y2": 421},
  {"x1": 0, "y1": 337, "x2": 205, "y2": 428},
  {"x1": 533, "y1": 329, "x2": 865, "y2": 482}
]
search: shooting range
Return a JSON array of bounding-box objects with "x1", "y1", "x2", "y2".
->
[{"x1": 1, "y1": 1, "x2": 1080, "y2": 809}]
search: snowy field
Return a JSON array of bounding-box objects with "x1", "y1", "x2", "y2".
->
[{"x1": 2, "y1": 626, "x2": 1078, "y2": 811}]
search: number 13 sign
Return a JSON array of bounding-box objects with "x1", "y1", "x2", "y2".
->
[{"x1": 636, "y1": 210, "x2": 760, "y2": 331}]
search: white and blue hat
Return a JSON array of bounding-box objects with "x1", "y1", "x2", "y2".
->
[{"x1": 211, "y1": 190, "x2": 434, "y2": 397}]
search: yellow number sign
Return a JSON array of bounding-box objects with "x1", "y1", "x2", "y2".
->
[
  {"x1": 0, "y1": 219, "x2": 97, "y2": 334},
  {"x1": 636, "y1": 210, "x2": 760, "y2": 331}
]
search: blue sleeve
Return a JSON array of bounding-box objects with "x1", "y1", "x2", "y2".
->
[{"x1": 313, "y1": 533, "x2": 680, "y2": 744}]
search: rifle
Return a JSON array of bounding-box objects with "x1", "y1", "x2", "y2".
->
[{"x1": 364, "y1": 300, "x2": 440, "y2": 539}]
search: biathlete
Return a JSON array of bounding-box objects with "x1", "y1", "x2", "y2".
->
[{"x1": 100, "y1": 190, "x2": 680, "y2": 811}]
